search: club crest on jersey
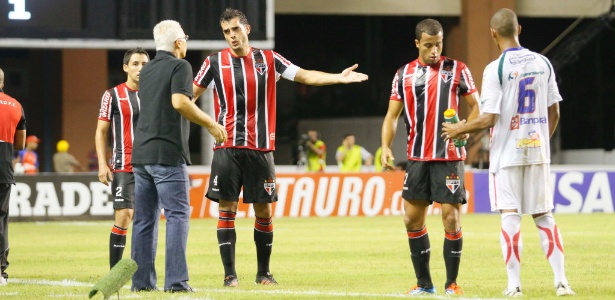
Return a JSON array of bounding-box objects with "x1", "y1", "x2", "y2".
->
[
  {"x1": 446, "y1": 173, "x2": 460, "y2": 194},
  {"x1": 510, "y1": 115, "x2": 519, "y2": 130},
  {"x1": 264, "y1": 177, "x2": 276, "y2": 195},
  {"x1": 440, "y1": 69, "x2": 454, "y2": 83},
  {"x1": 255, "y1": 58, "x2": 267, "y2": 75}
]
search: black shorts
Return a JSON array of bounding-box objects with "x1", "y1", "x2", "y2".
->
[
  {"x1": 111, "y1": 172, "x2": 135, "y2": 209},
  {"x1": 402, "y1": 160, "x2": 466, "y2": 205},
  {"x1": 206, "y1": 148, "x2": 277, "y2": 204}
]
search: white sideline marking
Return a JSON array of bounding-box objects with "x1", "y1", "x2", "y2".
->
[
  {"x1": 11, "y1": 278, "x2": 92, "y2": 287},
  {"x1": 204, "y1": 288, "x2": 410, "y2": 298},
  {"x1": 9, "y1": 278, "x2": 497, "y2": 299},
  {"x1": 34, "y1": 221, "x2": 106, "y2": 226},
  {"x1": 48, "y1": 292, "x2": 89, "y2": 298}
]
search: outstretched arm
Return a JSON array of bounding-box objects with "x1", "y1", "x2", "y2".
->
[
  {"x1": 294, "y1": 64, "x2": 368, "y2": 86},
  {"x1": 442, "y1": 113, "x2": 498, "y2": 140}
]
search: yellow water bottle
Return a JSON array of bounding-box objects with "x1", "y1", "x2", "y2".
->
[{"x1": 443, "y1": 108, "x2": 467, "y2": 147}]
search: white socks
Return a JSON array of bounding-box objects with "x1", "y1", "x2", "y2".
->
[
  {"x1": 500, "y1": 212, "x2": 522, "y2": 290},
  {"x1": 534, "y1": 213, "x2": 568, "y2": 287}
]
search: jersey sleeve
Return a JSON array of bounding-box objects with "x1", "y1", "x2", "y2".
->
[
  {"x1": 17, "y1": 106, "x2": 26, "y2": 130},
  {"x1": 389, "y1": 70, "x2": 403, "y2": 101},
  {"x1": 543, "y1": 56, "x2": 563, "y2": 106},
  {"x1": 273, "y1": 51, "x2": 299, "y2": 81},
  {"x1": 458, "y1": 62, "x2": 478, "y2": 96},
  {"x1": 98, "y1": 90, "x2": 113, "y2": 122},
  {"x1": 194, "y1": 56, "x2": 214, "y2": 89},
  {"x1": 172, "y1": 60, "x2": 194, "y2": 98},
  {"x1": 479, "y1": 61, "x2": 502, "y2": 115},
  {"x1": 360, "y1": 147, "x2": 373, "y2": 160},
  {"x1": 335, "y1": 147, "x2": 344, "y2": 160}
]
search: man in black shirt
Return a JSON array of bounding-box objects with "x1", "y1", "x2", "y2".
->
[{"x1": 130, "y1": 20, "x2": 226, "y2": 293}]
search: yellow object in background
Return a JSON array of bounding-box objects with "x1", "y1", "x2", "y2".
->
[{"x1": 57, "y1": 140, "x2": 70, "y2": 152}]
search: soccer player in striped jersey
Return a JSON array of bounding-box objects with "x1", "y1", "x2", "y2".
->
[
  {"x1": 442, "y1": 9, "x2": 575, "y2": 297},
  {"x1": 95, "y1": 48, "x2": 149, "y2": 269},
  {"x1": 193, "y1": 8, "x2": 368, "y2": 287},
  {"x1": 380, "y1": 18, "x2": 480, "y2": 295}
]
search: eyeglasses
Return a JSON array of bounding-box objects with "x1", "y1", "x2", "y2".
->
[{"x1": 178, "y1": 35, "x2": 189, "y2": 41}]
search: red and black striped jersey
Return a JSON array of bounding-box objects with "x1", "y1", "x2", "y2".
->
[
  {"x1": 98, "y1": 82, "x2": 140, "y2": 172},
  {"x1": 194, "y1": 47, "x2": 298, "y2": 151},
  {"x1": 390, "y1": 56, "x2": 477, "y2": 161}
]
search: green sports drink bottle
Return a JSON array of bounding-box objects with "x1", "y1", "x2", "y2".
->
[{"x1": 443, "y1": 108, "x2": 467, "y2": 147}]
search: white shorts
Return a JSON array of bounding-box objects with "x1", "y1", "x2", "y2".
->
[{"x1": 489, "y1": 164, "x2": 554, "y2": 214}]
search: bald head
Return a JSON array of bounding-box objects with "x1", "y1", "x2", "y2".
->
[{"x1": 490, "y1": 8, "x2": 518, "y2": 38}]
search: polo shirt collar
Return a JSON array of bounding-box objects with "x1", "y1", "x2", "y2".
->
[{"x1": 155, "y1": 50, "x2": 176, "y2": 58}]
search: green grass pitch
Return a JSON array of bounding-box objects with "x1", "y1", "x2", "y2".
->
[{"x1": 0, "y1": 213, "x2": 613, "y2": 299}]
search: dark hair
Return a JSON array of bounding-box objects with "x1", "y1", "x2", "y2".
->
[
  {"x1": 123, "y1": 48, "x2": 149, "y2": 65},
  {"x1": 343, "y1": 133, "x2": 355, "y2": 139},
  {"x1": 415, "y1": 18, "x2": 443, "y2": 41},
  {"x1": 220, "y1": 8, "x2": 248, "y2": 25},
  {"x1": 490, "y1": 8, "x2": 518, "y2": 38}
]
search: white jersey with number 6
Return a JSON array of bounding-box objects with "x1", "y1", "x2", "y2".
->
[{"x1": 480, "y1": 47, "x2": 562, "y2": 173}]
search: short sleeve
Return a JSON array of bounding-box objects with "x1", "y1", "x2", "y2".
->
[
  {"x1": 335, "y1": 147, "x2": 344, "y2": 160},
  {"x1": 172, "y1": 60, "x2": 193, "y2": 98},
  {"x1": 98, "y1": 90, "x2": 113, "y2": 122},
  {"x1": 194, "y1": 56, "x2": 214, "y2": 88},
  {"x1": 480, "y1": 62, "x2": 502, "y2": 115},
  {"x1": 458, "y1": 63, "x2": 478, "y2": 96},
  {"x1": 389, "y1": 71, "x2": 402, "y2": 101},
  {"x1": 545, "y1": 58, "x2": 563, "y2": 106},
  {"x1": 17, "y1": 106, "x2": 26, "y2": 130},
  {"x1": 360, "y1": 147, "x2": 373, "y2": 160},
  {"x1": 273, "y1": 51, "x2": 299, "y2": 81}
]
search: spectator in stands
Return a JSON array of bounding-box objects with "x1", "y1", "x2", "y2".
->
[
  {"x1": 18, "y1": 135, "x2": 40, "y2": 174},
  {"x1": 53, "y1": 140, "x2": 83, "y2": 173},
  {"x1": 305, "y1": 130, "x2": 326, "y2": 172},
  {"x1": 336, "y1": 134, "x2": 373, "y2": 172}
]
